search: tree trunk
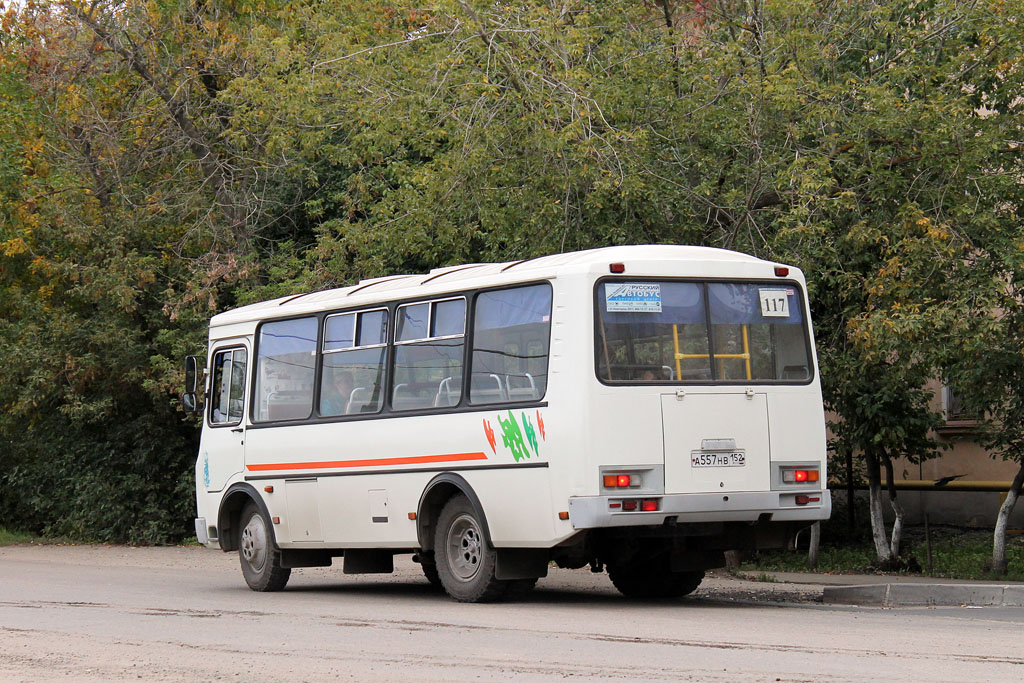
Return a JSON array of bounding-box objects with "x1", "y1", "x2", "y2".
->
[
  {"x1": 808, "y1": 521, "x2": 820, "y2": 570},
  {"x1": 864, "y1": 448, "x2": 892, "y2": 564},
  {"x1": 882, "y1": 452, "x2": 904, "y2": 558},
  {"x1": 724, "y1": 550, "x2": 742, "y2": 572},
  {"x1": 993, "y1": 461, "x2": 1024, "y2": 574}
]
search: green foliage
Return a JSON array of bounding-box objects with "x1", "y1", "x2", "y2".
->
[{"x1": 2, "y1": 0, "x2": 1023, "y2": 544}]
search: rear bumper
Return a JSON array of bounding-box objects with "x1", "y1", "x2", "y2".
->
[{"x1": 568, "y1": 489, "x2": 831, "y2": 529}]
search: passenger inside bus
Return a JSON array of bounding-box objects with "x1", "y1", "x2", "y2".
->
[{"x1": 320, "y1": 370, "x2": 354, "y2": 416}]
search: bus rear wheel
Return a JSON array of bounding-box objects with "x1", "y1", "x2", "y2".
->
[
  {"x1": 434, "y1": 496, "x2": 507, "y2": 603},
  {"x1": 238, "y1": 502, "x2": 291, "y2": 592},
  {"x1": 608, "y1": 559, "x2": 704, "y2": 599}
]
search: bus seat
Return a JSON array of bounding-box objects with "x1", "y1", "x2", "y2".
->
[
  {"x1": 782, "y1": 365, "x2": 808, "y2": 380},
  {"x1": 470, "y1": 373, "x2": 507, "y2": 403},
  {"x1": 345, "y1": 387, "x2": 369, "y2": 414},
  {"x1": 434, "y1": 377, "x2": 460, "y2": 407},
  {"x1": 266, "y1": 391, "x2": 311, "y2": 420},
  {"x1": 505, "y1": 373, "x2": 537, "y2": 401},
  {"x1": 392, "y1": 383, "x2": 432, "y2": 411}
]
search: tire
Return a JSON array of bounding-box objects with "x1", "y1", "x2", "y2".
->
[
  {"x1": 434, "y1": 495, "x2": 507, "y2": 603},
  {"x1": 608, "y1": 557, "x2": 704, "y2": 599},
  {"x1": 238, "y1": 502, "x2": 291, "y2": 592},
  {"x1": 417, "y1": 552, "x2": 443, "y2": 589}
]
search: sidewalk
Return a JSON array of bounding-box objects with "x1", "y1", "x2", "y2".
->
[{"x1": 751, "y1": 570, "x2": 1024, "y2": 607}]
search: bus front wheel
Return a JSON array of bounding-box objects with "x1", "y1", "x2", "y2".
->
[
  {"x1": 238, "y1": 502, "x2": 291, "y2": 592},
  {"x1": 434, "y1": 496, "x2": 506, "y2": 602}
]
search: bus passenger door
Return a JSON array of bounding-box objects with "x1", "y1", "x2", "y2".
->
[{"x1": 199, "y1": 343, "x2": 250, "y2": 492}]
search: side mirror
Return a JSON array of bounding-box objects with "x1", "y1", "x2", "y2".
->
[
  {"x1": 183, "y1": 355, "x2": 203, "y2": 413},
  {"x1": 185, "y1": 355, "x2": 200, "y2": 393}
]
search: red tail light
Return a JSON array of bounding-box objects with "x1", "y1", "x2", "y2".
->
[
  {"x1": 598, "y1": 473, "x2": 638, "y2": 489},
  {"x1": 783, "y1": 468, "x2": 819, "y2": 483},
  {"x1": 604, "y1": 474, "x2": 634, "y2": 487},
  {"x1": 641, "y1": 500, "x2": 659, "y2": 512}
]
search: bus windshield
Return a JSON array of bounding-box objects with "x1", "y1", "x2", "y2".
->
[{"x1": 596, "y1": 280, "x2": 812, "y2": 384}]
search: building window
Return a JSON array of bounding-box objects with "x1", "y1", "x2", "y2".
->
[{"x1": 942, "y1": 384, "x2": 978, "y2": 423}]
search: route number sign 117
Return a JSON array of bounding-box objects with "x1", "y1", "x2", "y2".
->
[{"x1": 758, "y1": 289, "x2": 790, "y2": 318}]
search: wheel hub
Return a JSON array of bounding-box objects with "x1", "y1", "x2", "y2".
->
[
  {"x1": 446, "y1": 513, "x2": 482, "y2": 581},
  {"x1": 240, "y1": 514, "x2": 268, "y2": 572}
]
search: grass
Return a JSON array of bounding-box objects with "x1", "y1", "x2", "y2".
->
[
  {"x1": 0, "y1": 526, "x2": 37, "y2": 546},
  {"x1": 0, "y1": 526, "x2": 202, "y2": 548},
  {"x1": 743, "y1": 528, "x2": 1024, "y2": 582}
]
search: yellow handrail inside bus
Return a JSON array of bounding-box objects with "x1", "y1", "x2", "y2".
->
[
  {"x1": 742, "y1": 324, "x2": 752, "y2": 379},
  {"x1": 672, "y1": 324, "x2": 752, "y2": 380},
  {"x1": 672, "y1": 324, "x2": 682, "y2": 380}
]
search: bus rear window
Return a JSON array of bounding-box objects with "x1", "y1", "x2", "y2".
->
[{"x1": 596, "y1": 280, "x2": 811, "y2": 384}]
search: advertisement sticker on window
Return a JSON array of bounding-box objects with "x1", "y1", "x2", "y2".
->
[{"x1": 606, "y1": 283, "x2": 662, "y2": 313}]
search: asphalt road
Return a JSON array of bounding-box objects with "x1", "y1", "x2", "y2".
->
[{"x1": 1, "y1": 545, "x2": 1021, "y2": 682}]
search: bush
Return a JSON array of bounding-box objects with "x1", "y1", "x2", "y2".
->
[{"x1": 0, "y1": 401, "x2": 197, "y2": 544}]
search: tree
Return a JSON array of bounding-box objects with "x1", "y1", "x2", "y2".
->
[
  {"x1": 0, "y1": 0, "x2": 311, "y2": 541},
  {"x1": 3, "y1": 0, "x2": 1021, "y2": 557},
  {"x1": 840, "y1": 0, "x2": 1024, "y2": 572}
]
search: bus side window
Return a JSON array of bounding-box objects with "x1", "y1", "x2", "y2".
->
[
  {"x1": 254, "y1": 317, "x2": 317, "y2": 422},
  {"x1": 392, "y1": 298, "x2": 466, "y2": 411},
  {"x1": 320, "y1": 309, "x2": 387, "y2": 416},
  {"x1": 470, "y1": 284, "x2": 552, "y2": 405}
]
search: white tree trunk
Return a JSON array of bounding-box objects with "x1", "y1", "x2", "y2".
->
[
  {"x1": 808, "y1": 521, "x2": 820, "y2": 569},
  {"x1": 868, "y1": 478, "x2": 893, "y2": 563},
  {"x1": 888, "y1": 496, "x2": 904, "y2": 559},
  {"x1": 866, "y1": 450, "x2": 892, "y2": 564},
  {"x1": 883, "y1": 454, "x2": 904, "y2": 558},
  {"x1": 993, "y1": 462, "x2": 1024, "y2": 574}
]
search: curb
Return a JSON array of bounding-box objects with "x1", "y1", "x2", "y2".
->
[{"x1": 823, "y1": 583, "x2": 1024, "y2": 607}]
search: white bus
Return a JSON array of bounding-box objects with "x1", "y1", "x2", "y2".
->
[{"x1": 186, "y1": 245, "x2": 830, "y2": 602}]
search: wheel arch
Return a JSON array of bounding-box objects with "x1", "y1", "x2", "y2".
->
[
  {"x1": 416, "y1": 473, "x2": 492, "y2": 551},
  {"x1": 217, "y1": 483, "x2": 277, "y2": 552}
]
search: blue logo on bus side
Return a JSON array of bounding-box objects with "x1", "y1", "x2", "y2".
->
[{"x1": 202, "y1": 453, "x2": 210, "y2": 488}]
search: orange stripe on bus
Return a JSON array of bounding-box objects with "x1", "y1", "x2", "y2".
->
[{"x1": 245, "y1": 451, "x2": 488, "y2": 472}]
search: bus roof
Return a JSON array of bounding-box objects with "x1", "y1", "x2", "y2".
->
[{"x1": 209, "y1": 244, "x2": 785, "y2": 328}]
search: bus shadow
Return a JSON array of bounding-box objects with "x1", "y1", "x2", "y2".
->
[{"x1": 280, "y1": 578, "x2": 768, "y2": 609}]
